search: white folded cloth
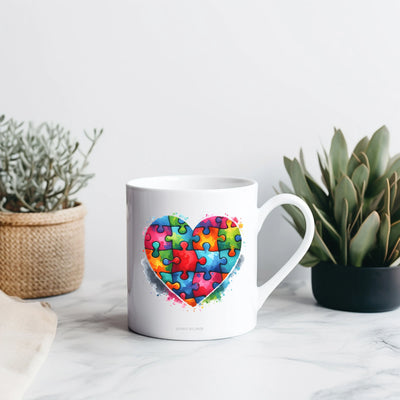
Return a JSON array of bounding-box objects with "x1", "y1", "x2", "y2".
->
[{"x1": 0, "y1": 291, "x2": 57, "y2": 400}]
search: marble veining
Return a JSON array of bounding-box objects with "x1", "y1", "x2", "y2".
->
[{"x1": 25, "y1": 279, "x2": 400, "y2": 400}]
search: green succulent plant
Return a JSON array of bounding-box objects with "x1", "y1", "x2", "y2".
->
[
  {"x1": 0, "y1": 114, "x2": 103, "y2": 213},
  {"x1": 279, "y1": 126, "x2": 400, "y2": 267}
]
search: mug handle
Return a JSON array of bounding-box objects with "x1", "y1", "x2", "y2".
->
[{"x1": 257, "y1": 193, "x2": 314, "y2": 310}]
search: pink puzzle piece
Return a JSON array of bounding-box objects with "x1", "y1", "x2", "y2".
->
[
  {"x1": 192, "y1": 272, "x2": 223, "y2": 298},
  {"x1": 145, "y1": 225, "x2": 172, "y2": 250}
]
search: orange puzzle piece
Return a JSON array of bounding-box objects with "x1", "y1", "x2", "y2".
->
[{"x1": 192, "y1": 227, "x2": 224, "y2": 251}]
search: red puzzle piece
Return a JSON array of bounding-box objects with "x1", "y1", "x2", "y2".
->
[{"x1": 171, "y1": 242, "x2": 206, "y2": 279}]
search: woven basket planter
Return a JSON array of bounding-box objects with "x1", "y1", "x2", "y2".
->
[{"x1": 0, "y1": 204, "x2": 86, "y2": 298}]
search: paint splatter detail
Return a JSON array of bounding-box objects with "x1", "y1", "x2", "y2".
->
[
  {"x1": 142, "y1": 258, "x2": 186, "y2": 306},
  {"x1": 143, "y1": 215, "x2": 243, "y2": 307}
]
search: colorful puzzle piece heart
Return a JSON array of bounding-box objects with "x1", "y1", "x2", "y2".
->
[{"x1": 145, "y1": 215, "x2": 242, "y2": 306}]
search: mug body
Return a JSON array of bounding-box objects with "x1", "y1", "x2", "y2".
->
[{"x1": 126, "y1": 175, "x2": 258, "y2": 340}]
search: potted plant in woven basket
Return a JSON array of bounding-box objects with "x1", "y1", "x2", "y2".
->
[
  {"x1": 0, "y1": 114, "x2": 102, "y2": 298},
  {"x1": 278, "y1": 126, "x2": 400, "y2": 312}
]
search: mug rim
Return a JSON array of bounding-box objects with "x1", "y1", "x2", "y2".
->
[{"x1": 126, "y1": 175, "x2": 257, "y2": 192}]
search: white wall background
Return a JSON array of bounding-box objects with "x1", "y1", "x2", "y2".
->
[{"x1": 1, "y1": 1, "x2": 400, "y2": 285}]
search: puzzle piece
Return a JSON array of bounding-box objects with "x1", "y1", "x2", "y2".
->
[
  {"x1": 171, "y1": 271, "x2": 199, "y2": 301},
  {"x1": 168, "y1": 216, "x2": 189, "y2": 234},
  {"x1": 152, "y1": 216, "x2": 171, "y2": 226},
  {"x1": 228, "y1": 247, "x2": 239, "y2": 257},
  {"x1": 158, "y1": 249, "x2": 174, "y2": 265},
  {"x1": 145, "y1": 249, "x2": 173, "y2": 279},
  {"x1": 165, "y1": 226, "x2": 194, "y2": 250},
  {"x1": 192, "y1": 227, "x2": 222, "y2": 251},
  {"x1": 159, "y1": 272, "x2": 180, "y2": 291},
  {"x1": 193, "y1": 272, "x2": 223, "y2": 298},
  {"x1": 181, "y1": 295, "x2": 197, "y2": 307},
  {"x1": 194, "y1": 242, "x2": 227, "y2": 279},
  {"x1": 197, "y1": 217, "x2": 219, "y2": 231},
  {"x1": 218, "y1": 220, "x2": 241, "y2": 251},
  {"x1": 169, "y1": 242, "x2": 206, "y2": 279},
  {"x1": 219, "y1": 248, "x2": 240, "y2": 274},
  {"x1": 217, "y1": 217, "x2": 230, "y2": 229},
  {"x1": 145, "y1": 225, "x2": 172, "y2": 250},
  {"x1": 197, "y1": 216, "x2": 231, "y2": 230},
  {"x1": 150, "y1": 241, "x2": 160, "y2": 257}
]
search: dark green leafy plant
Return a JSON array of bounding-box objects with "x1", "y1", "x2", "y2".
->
[
  {"x1": 278, "y1": 126, "x2": 400, "y2": 267},
  {"x1": 0, "y1": 114, "x2": 102, "y2": 212}
]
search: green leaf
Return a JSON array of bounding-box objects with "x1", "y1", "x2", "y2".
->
[
  {"x1": 349, "y1": 211, "x2": 380, "y2": 267},
  {"x1": 282, "y1": 204, "x2": 306, "y2": 236},
  {"x1": 382, "y1": 179, "x2": 391, "y2": 216},
  {"x1": 369, "y1": 155, "x2": 400, "y2": 196},
  {"x1": 278, "y1": 181, "x2": 293, "y2": 194},
  {"x1": 316, "y1": 220, "x2": 323, "y2": 237},
  {"x1": 386, "y1": 155, "x2": 400, "y2": 179},
  {"x1": 312, "y1": 204, "x2": 341, "y2": 243},
  {"x1": 363, "y1": 191, "x2": 384, "y2": 217},
  {"x1": 366, "y1": 125, "x2": 390, "y2": 183},
  {"x1": 392, "y1": 178, "x2": 400, "y2": 215},
  {"x1": 347, "y1": 136, "x2": 369, "y2": 176},
  {"x1": 283, "y1": 156, "x2": 292, "y2": 176},
  {"x1": 333, "y1": 175, "x2": 358, "y2": 225},
  {"x1": 329, "y1": 128, "x2": 348, "y2": 181},
  {"x1": 359, "y1": 152, "x2": 370, "y2": 170},
  {"x1": 323, "y1": 149, "x2": 335, "y2": 193},
  {"x1": 283, "y1": 216, "x2": 301, "y2": 234},
  {"x1": 312, "y1": 229, "x2": 337, "y2": 264},
  {"x1": 379, "y1": 213, "x2": 391, "y2": 264},
  {"x1": 318, "y1": 152, "x2": 332, "y2": 194},
  {"x1": 289, "y1": 159, "x2": 315, "y2": 204},
  {"x1": 351, "y1": 164, "x2": 369, "y2": 197},
  {"x1": 305, "y1": 176, "x2": 328, "y2": 209},
  {"x1": 389, "y1": 251, "x2": 400, "y2": 265},
  {"x1": 349, "y1": 201, "x2": 364, "y2": 235},
  {"x1": 354, "y1": 136, "x2": 370, "y2": 155},
  {"x1": 299, "y1": 148, "x2": 308, "y2": 174},
  {"x1": 340, "y1": 198, "x2": 349, "y2": 265},
  {"x1": 389, "y1": 220, "x2": 400, "y2": 251},
  {"x1": 284, "y1": 156, "x2": 319, "y2": 205},
  {"x1": 300, "y1": 251, "x2": 320, "y2": 267},
  {"x1": 390, "y1": 172, "x2": 398, "y2": 211},
  {"x1": 388, "y1": 237, "x2": 400, "y2": 265}
]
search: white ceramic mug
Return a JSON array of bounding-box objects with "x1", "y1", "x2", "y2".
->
[{"x1": 126, "y1": 176, "x2": 314, "y2": 340}]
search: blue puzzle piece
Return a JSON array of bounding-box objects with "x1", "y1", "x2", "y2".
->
[
  {"x1": 194, "y1": 242, "x2": 227, "y2": 279},
  {"x1": 152, "y1": 216, "x2": 171, "y2": 227},
  {"x1": 219, "y1": 249, "x2": 240, "y2": 274},
  {"x1": 171, "y1": 271, "x2": 199, "y2": 300}
]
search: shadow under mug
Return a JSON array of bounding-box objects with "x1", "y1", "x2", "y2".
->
[{"x1": 126, "y1": 175, "x2": 314, "y2": 340}]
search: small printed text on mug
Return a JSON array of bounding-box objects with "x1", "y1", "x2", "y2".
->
[{"x1": 176, "y1": 327, "x2": 204, "y2": 331}]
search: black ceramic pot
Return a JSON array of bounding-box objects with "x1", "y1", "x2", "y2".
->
[{"x1": 311, "y1": 262, "x2": 400, "y2": 312}]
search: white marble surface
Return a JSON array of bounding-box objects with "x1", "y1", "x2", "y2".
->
[{"x1": 25, "y1": 279, "x2": 400, "y2": 400}]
